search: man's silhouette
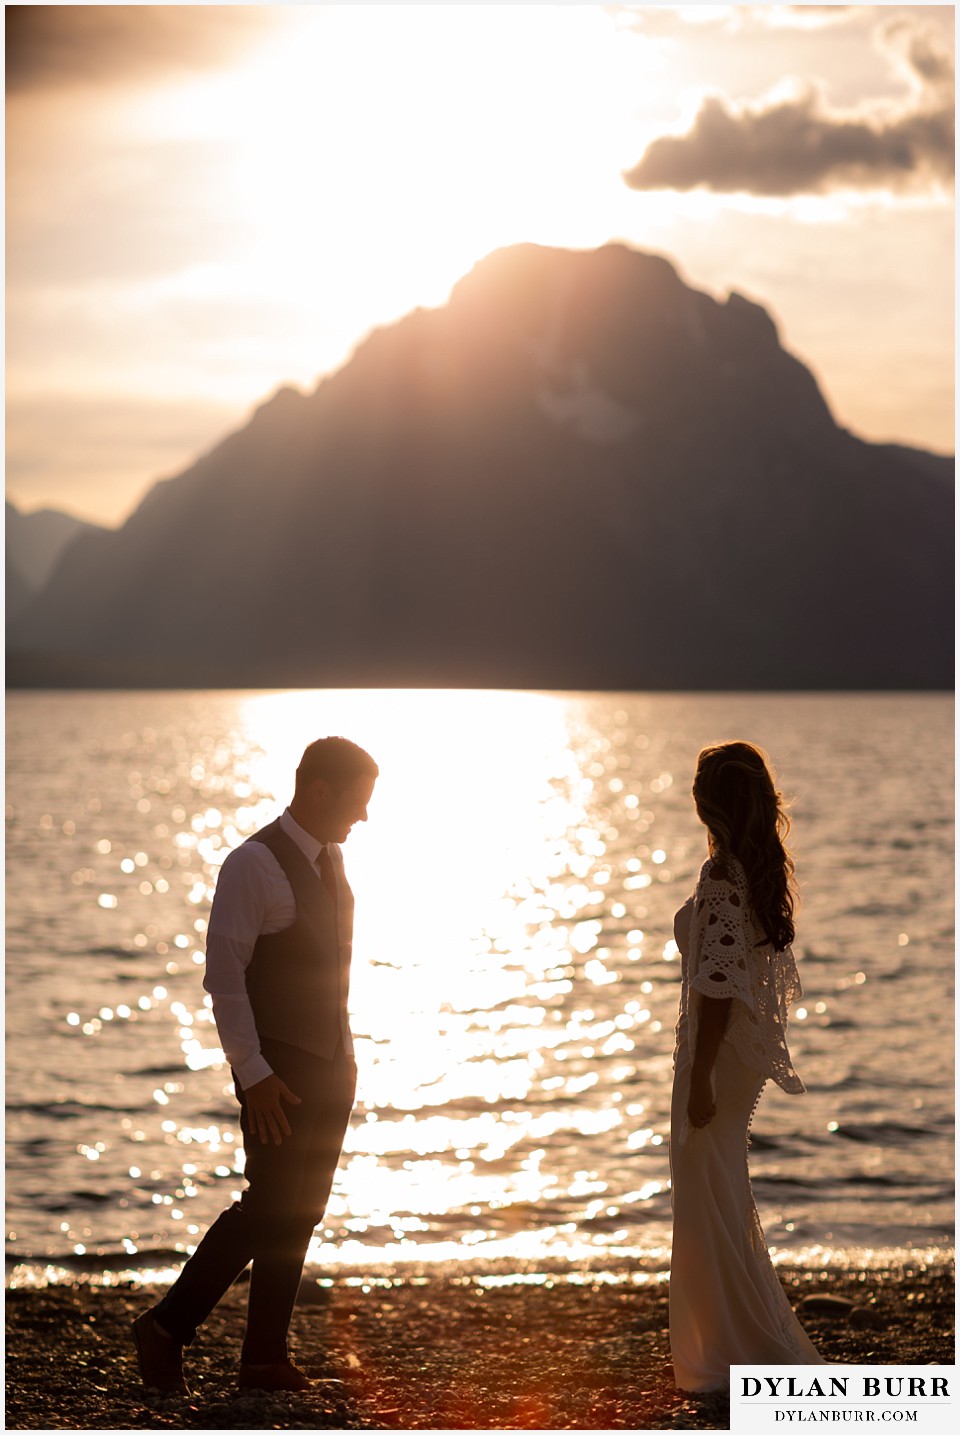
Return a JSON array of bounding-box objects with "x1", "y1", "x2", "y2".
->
[{"x1": 132, "y1": 736, "x2": 378, "y2": 1393}]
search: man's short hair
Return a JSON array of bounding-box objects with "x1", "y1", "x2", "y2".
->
[{"x1": 295, "y1": 737, "x2": 379, "y2": 796}]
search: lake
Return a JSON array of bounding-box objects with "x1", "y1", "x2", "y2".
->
[{"x1": 4, "y1": 689, "x2": 954, "y2": 1287}]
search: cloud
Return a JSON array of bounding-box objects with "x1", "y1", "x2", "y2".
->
[
  {"x1": 878, "y1": 13, "x2": 956, "y2": 99},
  {"x1": 623, "y1": 12, "x2": 954, "y2": 196},
  {"x1": 4, "y1": 5, "x2": 283, "y2": 93},
  {"x1": 624, "y1": 85, "x2": 954, "y2": 195}
]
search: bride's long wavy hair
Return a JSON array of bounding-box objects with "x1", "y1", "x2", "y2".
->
[{"x1": 692, "y1": 740, "x2": 797, "y2": 951}]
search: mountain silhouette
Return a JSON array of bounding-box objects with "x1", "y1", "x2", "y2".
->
[
  {"x1": 5, "y1": 501, "x2": 105, "y2": 626},
  {"x1": 7, "y1": 242, "x2": 953, "y2": 690}
]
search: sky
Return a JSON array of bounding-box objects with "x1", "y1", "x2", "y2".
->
[{"x1": 5, "y1": 1, "x2": 955, "y2": 528}]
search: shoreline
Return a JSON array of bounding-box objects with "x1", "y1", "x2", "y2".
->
[
  {"x1": 7, "y1": 1240, "x2": 954, "y2": 1289},
  {"x1": 4, "y1": 1261, "x2": 954, "y2": 1432}
]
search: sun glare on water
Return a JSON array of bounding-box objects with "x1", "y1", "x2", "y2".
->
[
  {"x1": 239, "y1": 688, "x2": 581, "y2": 1017},
  {"x1": 239, "y1": 687, "x2": 613, "y2": 1264},
  {"x1": 5, "y1": 689, "x2": 954, "y2": 1281}
]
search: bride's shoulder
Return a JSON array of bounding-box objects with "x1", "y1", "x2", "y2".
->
[{"x1": 696, "y1": 853, "x2": 745, "y2": 888}]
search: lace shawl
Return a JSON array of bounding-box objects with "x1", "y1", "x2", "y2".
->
[{"x1": 680, "y1": 856, "x2": 805, "y2": 1094}]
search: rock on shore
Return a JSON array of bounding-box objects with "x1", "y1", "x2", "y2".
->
[{"x1": 3, "y1": 1263, "x2": 954, "y2": 1430}]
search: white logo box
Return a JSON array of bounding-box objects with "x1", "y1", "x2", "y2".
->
[{"x1": 731, "y1": 1366, "x2": 956, "y2": 1435}]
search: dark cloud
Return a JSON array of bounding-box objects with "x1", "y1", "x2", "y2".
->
[
  {"x1": 5, "y1": 4, "x2": 281, "y2": 93},
  {"x1": 624, "y1": 86, "x2": 954, "y2": 195},
  {"x1": 623, "y1": 16, "x2": 954, "y2": 196}
]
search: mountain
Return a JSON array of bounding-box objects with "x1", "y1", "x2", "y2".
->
[
  {"x1": 7, "y1": 242, "x2": 953, "y2": 690},
  {"x1": 5, "y1": 501, "x2": 105, "y2": 627}
]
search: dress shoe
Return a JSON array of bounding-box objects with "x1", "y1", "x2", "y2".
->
[
  {"x1": 131, "y1": 1309, "x2": 189, "y2": 1395},
  {"x1": 238, "y1": 1357, "x2": 313, "y2": 1392}
]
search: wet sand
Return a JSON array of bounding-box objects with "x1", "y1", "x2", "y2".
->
[{"x1": 3, "y1": 1262, "x2": 954, "y2": 1431}]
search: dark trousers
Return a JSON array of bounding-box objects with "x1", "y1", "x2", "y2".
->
[{"x1": 154, "y1": 1038, "x2": 357, "y2": 1363}]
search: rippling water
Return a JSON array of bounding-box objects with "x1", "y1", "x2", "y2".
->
[{"x1": 4, "y1": 690, "x2": 954, "y2": 1286}]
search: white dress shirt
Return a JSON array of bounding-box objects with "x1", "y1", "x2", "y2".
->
[{"x1": 204, "y1": 807, "x2": 353, "y2": 1089}]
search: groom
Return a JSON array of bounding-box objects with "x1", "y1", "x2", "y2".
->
[{"x1": 132, "y1": 736, "x2": 378, "y2": 1394}]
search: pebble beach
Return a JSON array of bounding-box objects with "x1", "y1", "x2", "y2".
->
[{"x1": 4, "y1": 1261, "x2": 954, "y2": 1432}]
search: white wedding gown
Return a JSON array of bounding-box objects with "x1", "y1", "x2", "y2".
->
[{"x1": 669, "y1": 860, "x2": 823, "y2": 1392}]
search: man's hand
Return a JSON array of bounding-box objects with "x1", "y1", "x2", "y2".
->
[
  {"x1": 244, "y1": 1073, "x2": 302, "y2": 1145},
  {"x1": 687, "y1": 1069, "x2": 716, "y2": 1129}
]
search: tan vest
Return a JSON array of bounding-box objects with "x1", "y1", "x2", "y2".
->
[{"x1": 244, "y1": 818, "x2": 353, "y2": 1059}]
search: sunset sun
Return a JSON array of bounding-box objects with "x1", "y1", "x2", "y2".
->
[{"x1": 7, "y1": 5, "x2": 952, "y2": 525}]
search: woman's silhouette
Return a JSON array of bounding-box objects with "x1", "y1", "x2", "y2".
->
[{"x1": 669, "y1": 741, "x2": 822, "y2": 1391}]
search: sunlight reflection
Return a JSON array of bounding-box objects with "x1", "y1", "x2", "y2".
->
[
  {"x1": 232, "y1": 689, "x2": 639, "y2": 1254},
  {"x1": 240, "y1": 687, "x2": 583, "y2": 1054},
  {"x1": 6, "y1": 689, "x2": 955, "y2": 1282},
  {"x1": 18, "y1": 690, "x2": 696, "y2": 1270}
]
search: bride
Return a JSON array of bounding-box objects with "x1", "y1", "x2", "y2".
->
[{"x1": 669, "y1": 740, "x2": 823, "y2": 1391}]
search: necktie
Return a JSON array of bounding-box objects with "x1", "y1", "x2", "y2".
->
[{"x1": 316, "y1": 845, "x2": 338, "y2": 909}]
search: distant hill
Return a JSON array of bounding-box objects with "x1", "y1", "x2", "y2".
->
[
  {"x1": 7, "y1": 242, "x2": 954, "y2": 689},
  {"x1": 5, "y1": 501, "x2": 105, "y2": 627}
]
